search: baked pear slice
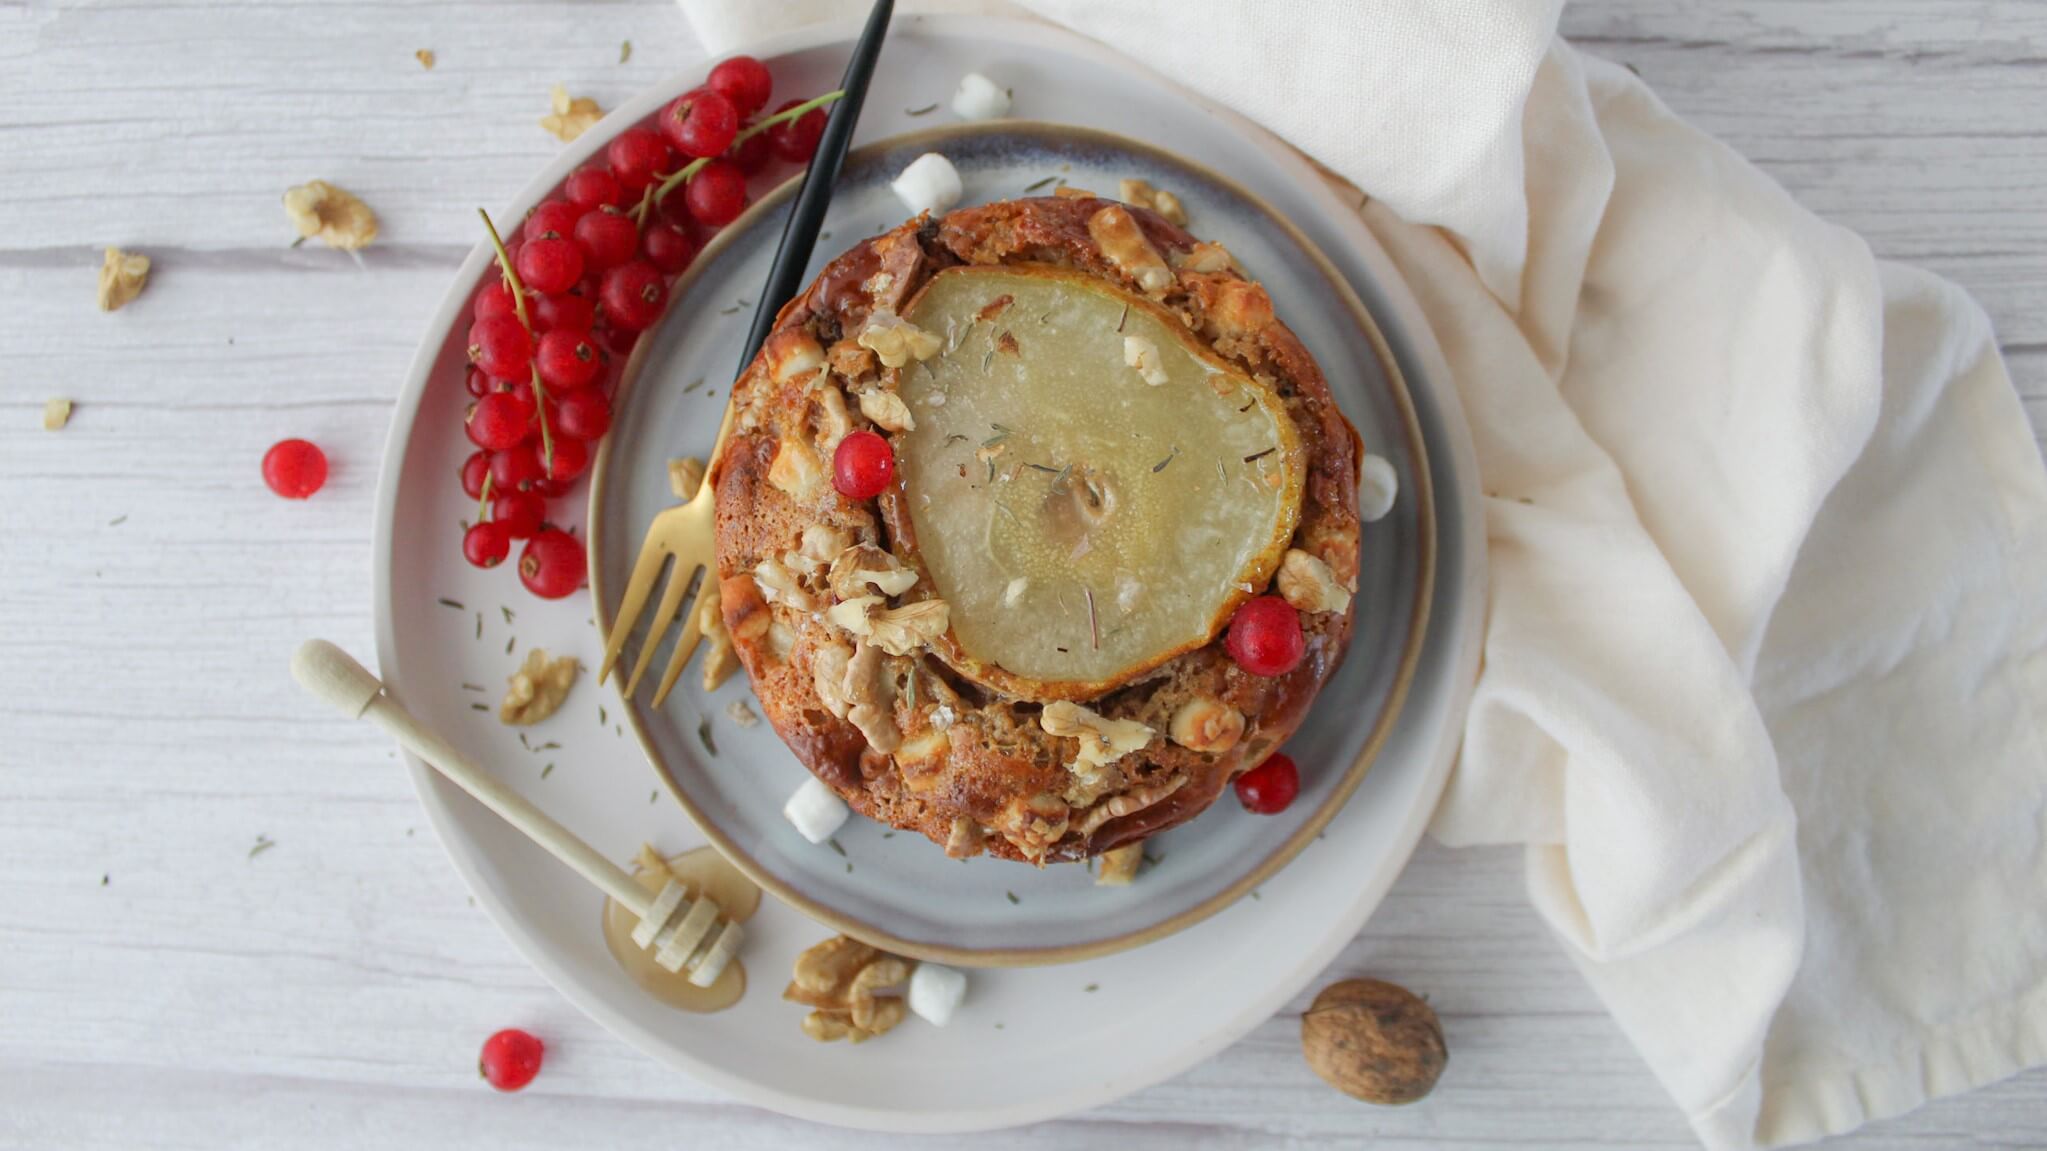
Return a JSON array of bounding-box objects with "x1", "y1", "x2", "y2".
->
[{"x1": 881, "y1": 264, "x2": 1304, "y2": 701}]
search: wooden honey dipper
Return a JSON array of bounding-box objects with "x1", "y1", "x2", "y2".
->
[{"x1": 291, "y1": 639, "x2": 744, "y2": 986}]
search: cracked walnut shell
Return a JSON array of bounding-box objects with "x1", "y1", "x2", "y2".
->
[{"x1": 1301, "y1": 978, "x2": 1447, "y2": 1105}]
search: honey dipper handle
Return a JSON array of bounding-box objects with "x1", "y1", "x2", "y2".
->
[{"x1": 292, "y1": 639, "x2": 652, "y2": 918}]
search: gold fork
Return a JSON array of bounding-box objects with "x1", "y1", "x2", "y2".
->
[
  {"x1": 596, "y1": 398, "x2": 737, "y2": 706},
  {"x1": 598, "y1": 0, "x2": 893, "y2": 707}
]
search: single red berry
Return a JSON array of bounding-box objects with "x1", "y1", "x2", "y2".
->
[
  {"x1": 531, "y1": 476, "x2": 572, "y2": 499},
  {"x1": 600, "y1": 260, "x2": 667, "y2": 331},
  {"x1": 765, "y1": 98, "x2": 827, "y2": 163},
  {"x1": 546, "y1": 435, "x2": 590, "y2": 483},
  {"x1": 478, "y1": 1028, "x2": 544, "y2": 1092},
  {"x1": 662, "y1": 89, "x2": 740, "y2": 159},
  {"x1": 522, "y1": 199, "x2": 585, "y2": 241},
  {"x1": 553, "y1": 388, "x2": 612, "y2": 441},
  {"x1": 468, "y1": 314, "x2": 532, "y2": 380},
  {"x1": 536, "y1": 328, "x2": 604, "y2": 391},
  {"x1": 532, "y1": 291, "x2": 595, "y2": 334},
  {"x1": 474, "y1": 279, "x2": 519, "y2": 321},
  {"x1": 516, "y1": 236, "x2": 584, "y2": 296},
  {"x1": 684, "y1": 159, "x2": 747, "y2": 227},
  {"x1": 1234, "y1": 753, "x2": 1300, "y2": 815},
  {"x1": 707, "y1": 55, "x2": 774, "y2": 116},
  {"x1": 464, "y1": 366, "x2": 494, "y2": 398},
  {"x1": 730, "y1": 127, "x2": 771, "y2": 175},
  {"x1": 491, "y1": 489, "x2": 546, "y2": 539},
  {"x1": 833, "y1": 430, "x2": 894, "y2": 499},
  {"x1": 460, "y1": 450, "x2": 492, "y2": 498},
  {"x1": 261, "y1": 438, "x2": 328, "y2": 499},
  {"x1": 489, "y1": 442, "x2": 546, "y2": 492},
  {"x1": 606, "y1": 128, "x2": 673, "y2": 192},
  {"x1": 466, "y1": 392, "x2": 535, "y2": 451},
  {"x1": 1225, "y1": 595, "x2": 1306, "y2": 677},
  {"x1": 641, "y1": 222, "x2": 697, "y2": 274},
  {"x1": 599, "y1": 325, "x2": 641, "y2": 358},
  {"x1": 572, "y1": 209, "x2": 639, "y2": 271},
  {"x1": 519, "y1": 530, "x2": 586, "y2": 599},
  {"x1": 463, "y1": 521, "x2": 513, "y2": 569},
  {"x1": 564, "y1": 165, "x2": 625, "y2": 211}
]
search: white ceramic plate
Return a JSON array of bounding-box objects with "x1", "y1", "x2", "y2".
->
[
  {"x1": 373, "y1": 13, "x2": 1484, "y2": 1132},
  {"x1": 589, "y1": 119, "x2": 1436, "y2": 966}
]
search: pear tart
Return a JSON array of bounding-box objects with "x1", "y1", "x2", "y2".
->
[{"x1": 713, "y1": 195, "x2": 1362, "y2": 864}]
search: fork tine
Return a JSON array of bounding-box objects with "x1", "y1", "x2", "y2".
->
[
  {"x1": 649, "y1": 579, "x2": 712, "y2": 708},
  {"x1": 601, "y1": 525, "x2": 672, "y2": 685},
  {"x1": 623, "y1": 560, "x2": 697, "y2": 698}
]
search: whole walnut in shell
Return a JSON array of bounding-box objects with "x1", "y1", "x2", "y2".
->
[{"x1": 1300, "y1": 978, "x2": 1446, "y2": 1105}]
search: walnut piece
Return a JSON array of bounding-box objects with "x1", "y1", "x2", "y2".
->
[
  {"x1": 944, "y1": 816, "x2": 985, "y2": 859},
  {"x1": 1075, "y1": 774, "x2": 1186, "y2": 836},
  {"x1": 415, "y1": 48, "x2": 435, "y2": 69},
  {"x1": 498, "y1": 649, "x2": 578, "y2": 725},
  {"x1": 1040, "y1": 701, "x2": 1154, "y2": 771},
  {"x1": 1172, "y1": 241, "x2": 1234, "y2": 274},
  {"x1": 540, "y1": 84, "x2": 604, "y2": 143},
  {"x1": 753, "y1": 557, "x2": 818, "y2": 612},
  {"x1": 764, "y1": 328, "x2": 826, "y2": 384},
  {"x1": 1123, "y1": 334, "x2": 1169, "y2": 386},
  {"x1": 855, "y1": 309, "x2": 942, "y2": 368},
  {"x1": 725, "y1": 700, "x2": 760, "y2": 729},
  {"x1": 1095, "y1": 842, "x2": 1144, "y2": 886},
  {"x1": 865, "y1": 599, "x2": 949, "y2": 657},
  {"x1": 667, "y1": 456, "x2": 706, "y2": 499},
  {"x1": 42, "y1": 398, "x2": 72, "y2": 432},
  {"x1": 1278, "y1": 548, "x2": 1353, "y2": 616},
  {"x1": 1168, "y1": 697, "x2": 1246, "y2": 753},
  {"x1": 97, "y1": 247, "x2": 150, "y2": 312},
  {"x1": 1118, "y1": 178, "x2": 1187, "y2": 226},
  {"x1": 995, "y1": 791, "x2": 1071, "y2": 861},
  {"x1": 283, "y1": 180, "x2": 379, "y2": 251},
  {"x1": 787, "y1": 935, "x2": 914, "y2": 1044},
  {"x1": 697, "y1": 585, "x2": 738, "y2": 691},
  {"x1": 1301, "y1": 978, "x2": 1447, "y2": 1105},
  {"x1": 857, "y1": 387, "x2": 916, "y2": 432},
  {"x1": 768, "y1": 434, "x2": 825, "y2": 500},
  {"x1": 827, "y1": 544, "x2": 918, "y2": 601},
  {"x1": 1086, "y1": 204, "x2": 1173, "y2": 294},
  {"x1": 842, "y1": 641, "x2": 900, "y2": 753}
]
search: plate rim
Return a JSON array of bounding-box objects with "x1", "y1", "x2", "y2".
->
[
  {"x1": 371, "y1": 12, "x2": 1485, "y2": 1132},
  {"x1": 585, "y1": 117, "x2": 1438, "y2": 967}
]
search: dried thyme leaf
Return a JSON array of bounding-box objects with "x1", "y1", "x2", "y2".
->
[
  {"x1": 619, "y1": 39, "x2": 632, "y2": 64},
  {"x1": 500, "y1": 605, "x2": 515, "y2": 624},
  {"x1": 697, "y1": 718, "x2": 717, "y2": 756},
  {"x1": 470, "y1": 702, "x2": 489, "y2": 712},
  {"x1": 1243, "y1": 448, "x2": 1276, "y2": 463},
  {"x1": 683, "y1": 377, "x2": 706, "y2": 393},
  {"x1": 462, "y1": 682, "x2": 484, "y2": 692},
  {"x1": 1005, "y1": 891, "x2": 1020, "y2": 905},
  {"x1": 828, "y1": 838, "x2": 847, "y2": 858},
  {"x1": 439, "y1": 597, "x2": 463, "y2": 610},
  {"x1": 248, "y1": 835, "x2": 276, "y2": 860},
  {"x1": 1023, "y1": 175, "x2": 1059, "y2": 192},
  {"x1": 541, "y1": 762, "x2": 555, "y2": 779},
  {"x1": 1152, "y1": 448, "x2": 1178, "y2": 473},
  {"x1": 906, "y1": 102, "x2": 939, "y2": 116}
]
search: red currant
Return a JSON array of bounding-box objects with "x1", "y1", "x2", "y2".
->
[
  {"x1": 572, "y1": 209, "x2": 639, "y2": 271},
  {"x1": 730, "y1": 128, "x2": 771, "y2": 175},
  {"x1": 464, "y1": 366, "x2": 494, "y2": 398},
  {"x1": 663, "y1": 89, "x2": 740, "y2": 158},
  {"x1": 531, "y1": 476, "x2": 572, "y2": 499},
  {"x1": 832, "y1": 430, "x2": 894, "y2": 499},
  {"x1": 523, "y1": 199, "x2": 585, "y2": 241},
  {"x1": 599, "y1": 326, "x2": 641, "y2": 358},
  {"x1": 519, "y1": 530, "x2": 586, "y2": 599},
  {"x1": 606, "y1": 128, "x2": 673, "y2": 192},
  {"x1": 641, "y1": 222, "x2": 697, "y2": 274},
  {"x1": 535, "y1": 328, "x2": 603, "y2": 391},
  {"x1": 463, "y1": 521, "x2": 513, "y2": 569},
  {"x1": 261, "y1": 438, "x2": 328, "y2": 499},
  {"x1": 467, "y1": 315, "x2": 532, "y2": 380},
  {"x1": 466, "y1": 392, "x2": 535, "y2": 451},
  {"x1": 460, "y1": 450, "x2": 492, "y2": 499},
  {"x1": 600, "y1": 261, "x2": 667, "y2": 331},
  {"x1": 1234, "y1": 753, "x2": 1300, "y2": 815},
  {"x1": 491, "y1": 489, "x2": 546, "y2": 539},
  {"x1": 707, "y1": 55, "x2": 773, "y2": 116},
  {"x1": 489, "y1": 441, "x2": 545, "y2": 492},
  {"x1": 564, "y1": 165, "x2": 624, "y2": 211},
  {"x1": 1225, "y1": 595, "x2": 1305, "y2": 677},
  {"x1": 474, "y1": 279, "x2": 518, "y2": 321},
  {"x1": 516, "y1": 236, "x2": 584, "y2": 296},
  {"x1": 766, "y1": 98, "x2": 827, "y2": 163},
  {"x1": 546, "y1": 435, "x2": 590, "y2": 483},
  {"x1": 532, "y1": 291, "x2": 595, "y2": 334},
  {"x1": 478, "y1": 1028, "x2": 543, "y2": 1092},
  {"x1": 684, "y1": 159, "x2": 748, "y2": 227},
  {"x1": 553, "y1": 388, "x2": 612, "y2": 441}
]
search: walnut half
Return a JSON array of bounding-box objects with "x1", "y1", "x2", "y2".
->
[
  {"x1": 787, "y1": 935, "x2": 913, "y2": 1044},
  {"x1": 499, "y1": 649, "x2": 578, "y2": 725}
]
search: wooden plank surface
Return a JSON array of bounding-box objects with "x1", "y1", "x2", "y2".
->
[{"x1": 2, "y1": 1, "x2": 2042, "y2": 1147}]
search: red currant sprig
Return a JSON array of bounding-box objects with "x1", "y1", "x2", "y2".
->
[
  {"x1": 632, "y1": 89, "x2": 846, "y2": 226},
  {"x1": 475, "y1": 208, "x2": 558, "y2": 472}
]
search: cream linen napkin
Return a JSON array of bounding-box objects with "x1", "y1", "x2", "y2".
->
[{"x1": 679, "y1": 3, "x2": 2047, "y2": 1146}]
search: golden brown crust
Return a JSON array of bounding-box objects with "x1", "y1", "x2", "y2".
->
[{"x1": 713, "y1": 197, "x2": 1361, "y2": 864}]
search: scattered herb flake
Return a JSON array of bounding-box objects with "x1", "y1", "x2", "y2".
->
[
  {"x1": 1238, "y1": 399, "x2": 1256, "y2": 413},
  {"x1": 845, "y1": 862, "x2": 854, "y2": 873},
  {"x1": 461, "y1": 682, "x2": 484, "y2": 692},
  {"x1": 1243, "y1": 448, "x2": 1276, "y2": 463},
  {"x1": 1024, "y1": 462, "x2": 1058, "y2": 474},
  {"x1": 650, "y1": 790, "x2": 659, "y2": 805},
  {"x1": 882, "y1": 831, "x2": 895, "y2": 839},
  {"x1": 541, "y1": 762, "x2": 555, "y2": 779},
  {"x1": 1085, "y1": 983, "x2": 1099, "y2": 992},
  {"x1": 248, "y1": 835, "x2": 276, "y2": 860},
  {"x1": 906, "y1": 102, "x2": 939, "y2": 116},
  {"x1": 536, "y1": 741, "x2": 560, "y2": 752},
  {"x1": 1005, "y1": 891, "x2": 1020, "y2": 905},
  {"x1": 518, "y1": 732, "x2": 532, "y2": 749},
  {"x1": 829, "y1": 838, "x2": 847, "y2": 857},
  {"x1": 501, "y1": 605, "x2": 515, "y2": 624},
  {"x1": 441, "y1": 597, "x2": 467, "y2": 611},
  {"x1": 697, "y1": 718, "x2": 717, "y2": 756},
  {"x1": 1152, "y1": 448, "x2": 1178, "y2": 473},
  {"x1": 1023, "y1": 175, "x2": 1058, "y2": 192},
  {"x1": 683, "y1": 377, "x2": 706, "y2": 393},
  {"x1": 505, "y1": 636, "x2": 515, "y2": 655},
  {"x1": 1116, "y1": 302, "x2": 1129, "y2": 332},
  {"x1": 1251, "y1": 889, "x2": 1262, "y2": 900},
  {"x1": 619, "y1": 39, "x2": 632, "y2": 64},
  {"x1": 470, "y1": 702, "x2": 489, "y2": 712},
  {"x1": 108, "y1": 514, "x2": 128, "y2": 527},
  {"x1": 720, "y1": 304, "x2": 741, "y2": 315},
  {"x1": 995, "y1": 1022, "x2": 1005, "y2": 1030},
  {"x1": 475, "y1": 612, "x2": 483, "y2": 640},
  {"x1": 1085, "y1": 587, "x2": 1099, "y2": 650},
  {"x1": 100, "y1": 874, "x2": 109, "y2": 886},
  {"x1": 599, "y1": 705, "x2": 609, "y2": 725}
]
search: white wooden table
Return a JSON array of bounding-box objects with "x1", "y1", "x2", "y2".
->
[{"x1": 4, "y1": 2, "x2": 2043, "y2": 1146}]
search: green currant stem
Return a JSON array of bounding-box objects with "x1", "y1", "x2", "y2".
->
[
  {"x1": 634, "y1": 89, "x2": 846, "y2": 224},
  {"x1": 477, "y1": 207, "x2": 557, "y2": 470},
  {"x1": 477, "y1": 471, "x2": 494, "y2": 522}
]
